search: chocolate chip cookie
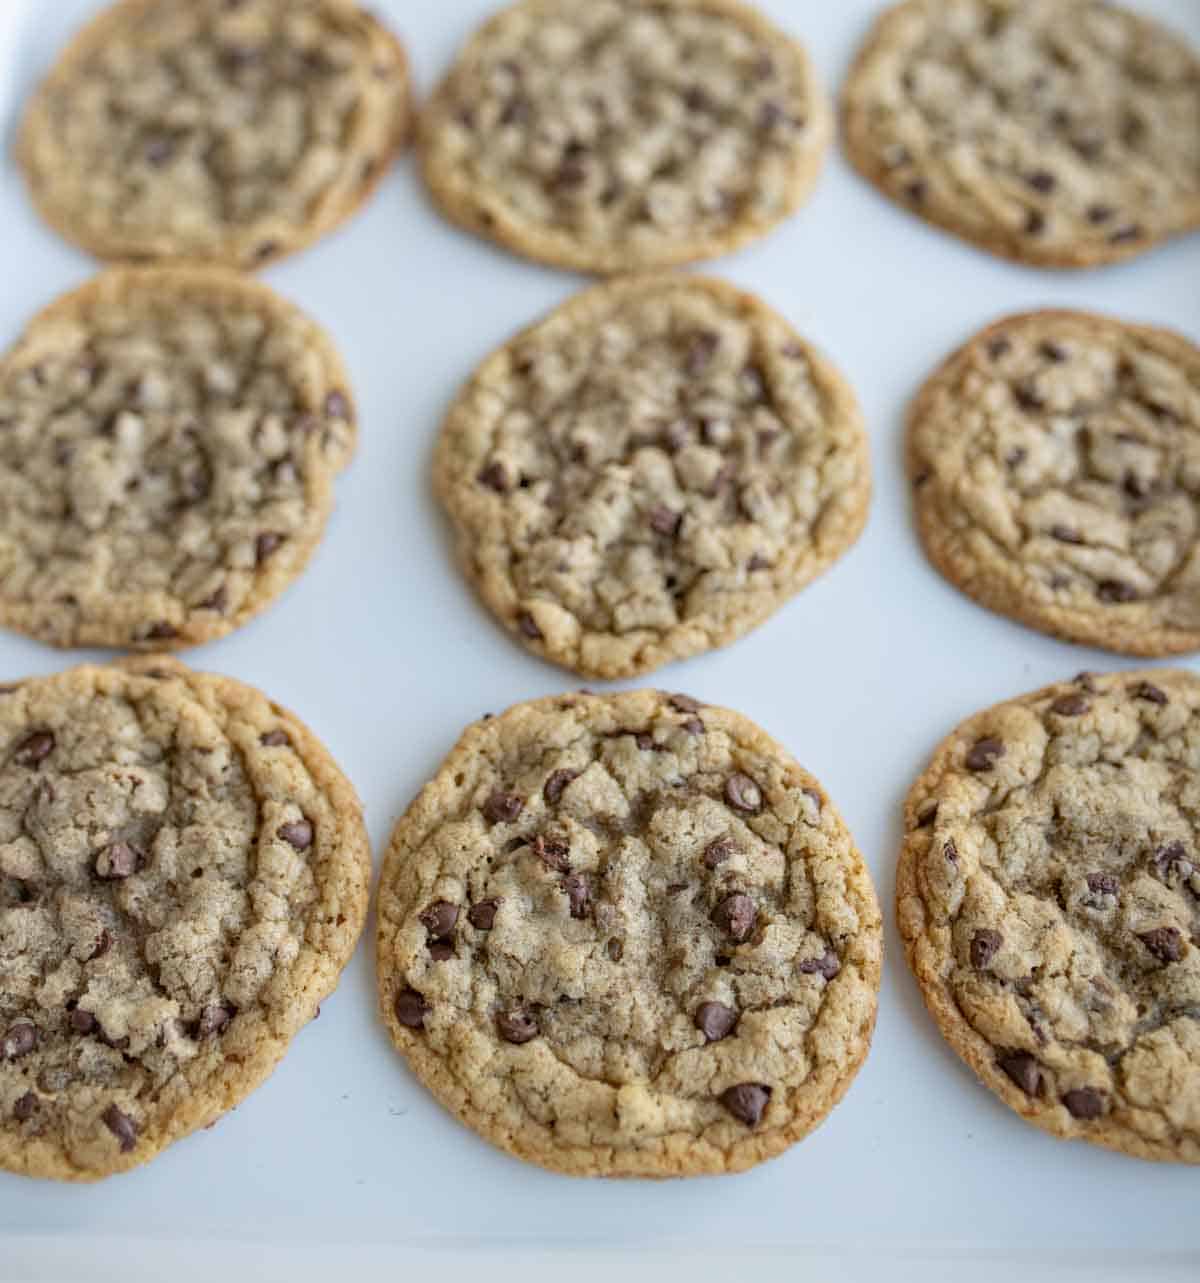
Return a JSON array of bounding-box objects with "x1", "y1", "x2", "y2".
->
[
  {"x1": 419, "y1": 0, "x2": 831, "y2": 273},
  {"x1": 899, "y1": 669, "x2": 1200, "y2": 1163},
  {"x1": 376, "y1": 689, "x2": 882, "y2": 1177},
  {"x1": 18, "y1": 0, "x2": 411, "y2": 269},
  {"x1": 843, "y1": 0, "x2": 1200, "y2": 268},
  {"x1": 0, "y1": 267, "x2": 357, "y2": 651},
  {"x1": 909, "y1": 310, "x2": 1200, "y2": 656},
  {"x1": 0, "y1": 656, "x2": 369, "y2": 1181},
  {"x1": 434, "y1": 275, "x2": 869, "y2": 679}
]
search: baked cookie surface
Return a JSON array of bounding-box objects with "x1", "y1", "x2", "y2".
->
[
  {"x1": 899, "y1": 669, "x2": 1200, "y2": 1163},
  {"x1": 434, "y1": 275, "x2": 869, "y2": 679},
  {"x1": 0, "y1": 657, "x2": 369, "y2": 1181},
  {"x1": 18, "y1": 0, "x2": 411, "y2": 269},
  {"x1": 909, "y1": 310, "x2": 1200, "y2": 657},
  {"x1": 419, "y1": 0, "x2": 831, "y2": 273},
  {"x1": 0, "y1": 267, "x2": 356, "y2": 651},
  {"x1": 377, "y1": 689, "x2": 881, "y2": 1177},
  {"x1": 843, "y1": 0, "x2": 1200, "y2": 268}
]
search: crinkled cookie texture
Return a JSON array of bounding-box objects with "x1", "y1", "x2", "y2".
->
[
  {"x1": 0, "y1": 267, "x2": 357, "y2": 651},
  {"x1": 899, "y1": 669, "x2": 1200, "y2": 1163},
  {"x1": 909, "y1": 311, "x2": 1200, "y2": 657},
  {"x1": 18, "y1": 0, "x2": 411, "y2": 269},
  {"x1": 419, "y1": 0, "x2": 831, "y2": 273},
  {"x1": 0, "y1": 657, "x2": 369, "y2": 1181},
  {"x1": 843, "y1": 0, "x2": 1200, "y2": 268},
  {"x1": 377, "y1": 689, "x2": 882, "y2": 1178},
  {"x1": 434, "y1": 276, "x2": 869, "y2": 679}
]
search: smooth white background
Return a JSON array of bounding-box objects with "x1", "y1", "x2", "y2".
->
[{"x1": 1, "y1": 1, "x2": 1198, "y2": 1278}]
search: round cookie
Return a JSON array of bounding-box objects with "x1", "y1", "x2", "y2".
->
[
  {"x1": 18, "y1": 0, "x2": 411, "y2": 270},
  {"x1": 909, "y1": 310, "x2": 1200, "y2": 656},
  {"x1": 0, "y1": 267, "x2": 357, "y2": 651},
  {"x1": 376, "y1": 688, "x2": 882, "y2": 1178},
  {"x1": 434, "y1": 275, "x2": 869, "y2": 679},
  {"x1": 842, "y1": 0, "x2": 1200, "y2": 269},
  {"x1": 0, "y1": 656, "x2": 369, "y2": 1181},
  {"x1": 419, "y1": 0, "x2": 831, "y2": 273},
  {"x1": 898, "y1": 669, "x2": 1200, "y2": 1164}
]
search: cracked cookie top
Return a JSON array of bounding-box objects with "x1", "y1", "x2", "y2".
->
[
  {"x1": 0, "y1": 268, "x2": 356, "y2": 651},
  {"x1": 0, "y1": 658, "x2": 369, "y2": 1181},
  {"x1": 18, "y1": 0, "x2": 411, "y2": 269},
  {"x1": 376, "y1": 689, "x2": 881, "y2": 1177},
  {"x1": 909, "y1": 310, "x2": 1200, "y2": 657},
  {"x1": 419, "y1": 0, "x2": 831, "y2": 273},
  {"x1": 843, "y1": 0, "x2": 1200, "y2": 268},
  {"x1": 899, "y1": 669, "x2": 1200, "y2": 1163},
  {"x1": 434, "y1": 275, "x2": 869, "y2": 679}
]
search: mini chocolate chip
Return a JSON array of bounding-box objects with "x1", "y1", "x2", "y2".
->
[
  {"x1": 1005, "y1": 447, "x2": 1027, "y2": 467},
  {"x1": 1075, "y1": 672, "x2": 1097, "y2": 692},
  {"x1": 703, "y1": 837, "x2": 736, "y2": 869},
  {"x1": 87, "y1": 929, "x2": 111, "y2": 962},
  {"x1": 532, "y1": 834, "x2": 570, "y2": 873},
  {"x1": 1098, "y1": 579, "x2": 1138, "y2": 603},
  {"x1": 198, "y1": 584, "x2": 227, "y2": 613},
  {"x1": 1110, "y1": 225, "x2": 1143, "y2": 244},
  {"x1": 1039, "y1": 341, "x2": 1068, "y2": 363},
  {"x1": 648, "y1": 505, "x2": 682, "y2": 537},
  {"x1": 1, "y1": 1021, "x2": 37, "y2": 1059},
  {"x1": 915, "y1": 802, "x2": 938, "y2": 829},
  {"x1": 255, "y1": 533, "x2": 284, "y2": 564},
  {"x1": 1131, "y1": 681, "x2": 1167, "y2": 705},
  {"x1": 997, "y1": 1050, "x2": 1042, "y2": 1096},
  {"x1": 13, "y1": 731, "x2": 54, "y2": 766},
  {"x1": 1050, "y1": 525, "x2": 1083, "y2": 545},
  {"x1": 965, "y1": 738, "x2": 1004, "y2": 772},
  {"x1": 720, "y1": 1083, "x2": 771, "y2": 1126},
  {"x1": 144, "y1": 135, "x2": 175, "y2": 166},
  {"x1": 1063, "y1": 1087, "x2": 1104, "y2": 1120},
  {"x1": 253, "y1": 240, "x2": 279, "y2": 263},
  {"x1": 944, "y1": 838, "x2": 959, "y2": 864},
  {"x1": 1051, "y1": 693, "x2": 1089, "y2": 716},
  {"x1": 478, "y1": 461, "x2": 510, "y2": 493},
  {"x1": 798, "y1": 949, "x2": 840, "y2": 980},
  {"x1": 694, "y1": 1001, "x2": 738, "y2": 1042},
  {"x1": 747, "y1": 553, "x2": 771, "y2": 572},
  {"x1": 1014, "y1": 381, "x2": 1044, "y2": 412},
  {"x1": 1153, "y1": 841, "x2": 1191, "y2": 882},
  {"x1": 758, "y1": 99, "x2": 787, "y2": 130},
  {"x1": 420, "y1": 901, "x2": 459, "y2": 940},
  {"x1": 468, "y1": 899, "x2": 500, "y2": 930},
  {"x1": 70, "y1": 1009, "x2": 97, "y2": 1036},
  {"x1": 725, "y1": 773, "x2": 762, "y2": 813},
  {"x1": 1025, "y1": 210, "x2": 1046, "y2": 235},
  {"x1": 904, "y1": 178, "x2": 927, "y2": 203},
  {"x1": 260, "y1": 729, "x2": 290, "y2": 747},
  {"x1": 669, "y1": 694, "x2": 703, "y2": 713},
  {"x1": 635, "y1": 732, "x2": 655, "y2": 751},
  {"x1": 429, "y1": 941, "x2": 454, "y2": 962},
  {"x1": 987, "y1": 336, "x2": 1011, "y2": 360},
  {"x1": 277, "y1": 820, "x2": 313, "y2": 851},
  {"x1": 496, "y1": 1008, "x2": 538, "y2": 1044},
  {"x1": 482, "y1": 791, "x2": 523, "y2": 825},
  {"x1": 1026, "y1": 170, "x2": 1057, "y2": 193},
  {"x1": 712, "y1": 893, "x2": 756, "y2": 942},
  {"x1": 12, "y1": 1091, "x2": 37, "y2": 1122},
  {"x1": 1138, "y1": 927, "x2": 1183, "y2": 963},
  {"x1": 394, "y1": 987, "x2": 429, "y2": 1030},
  {"x1": 1086, "y1": 205, "x2": 1114, "y2": 225},
  {"x1": 143, "y1": 621, "x2": 178, "y2": 641},
  {"x1": 563, "y1": 872, "x2": 591, "y2": 919},
  {"x1": 606, "y1": 938, "x2": 624, "y2": 962},
  {"x1": 102, "y1": 1104, "x2": 138, "y2": 1153},
  {"x1": 681, "y1": 717, "x2": 704, "y2": 735},
  {"x1": 196, "y1": 1004, "x2": 234, "y2": 1038},
  {"x1": 542, "y1": 770, "x2": 578, "y2": 805},
  {"x1": 517, "y1": 612, "x2": 542, "y2": 640},
  {"x1": 1086, "y1": 872, "x2": 1119, "y2": 898},
  {"x1": 324, "y1": 390, "x2": 350, "y2": 419},
  {"x1": 95, "y1": 841, "x2": 140, "y2": 880},
  {"x1": 685, "y1": 332, "x2": 720, "y2": 376},
  {"x1": 970, "y1": 929, "x2": 1003, "y2": 969}
]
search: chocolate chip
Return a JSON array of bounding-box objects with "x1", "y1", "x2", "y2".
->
[
  {"x1": 965, "y1": 738, "x2": 1004, "y2": 772},
  {"x1": 542, "y1": 770, "x2": 578, "y2": 805},
  {"x1": 253, "y1": 241, "x2": 279, "y2": 264},
  {"x1": 720, "y1": 1083, "x2": 770, "y2": 1125},
  {"x1": 747, "y1": 553, "x2": 771, "y2": 572},
  {"x1": 904, "y1": 178, "x2": 928, "y2": 204},
  {"x1": 324, "y1": 390, "x2": 350, "y2": 419},
  {"x1": 277, "y1": 820, "x2": 313, "y2": 851},
  {"x1": 95, "y1": 841, "x2": 140, "y2": 880},
  {"x1": 1050, "y1": 525, "x2": 1083, "y2": 545},
  {"x1": 635, "y1": 732, "x2": 656, "y2": 751},
  {"x1": 725, "y1": 773, "x2": 762, "y2": 813},
  {"x1": 1026, "y1": 170, "x2": 1057, "y2": 193},
  {"x1": 70, "y1": 1009, "x2": 97, "y2": 1036},
  {"x1": 1138, "y1": 927, "x2": 1183, "y2": 963},
  {"x1": 970, "y1": 929, "x2": 1003, "y2": 969},
  {"x1": 478, "y1": 461, "x2": 510, "y2": 493},
  {"x1": 798, "y1": 949, "x2": 840, "y2": 980},
  {"x1": 12, "y1": 1092, "x2": 37, "y2": 1121},
  {"x1": 1039, "y1": 341, "x2": 1068, "y2": 363},
  {"x1": 669, "y1": 694, "x2": 703, "y2": 714},
  {"x1": 944, "y1": 838, "x2": 959, "y2": 865},
  {"x1": 420, "y1": 901, "x2": 459, "y2": 940},
  {"x1": 1024, "y1": 210, "x2": 1046, "y2": 236},
  {"x1": 1097, "y1": 579, "x2": 1138, "y2": 603},
  {"x1": 468, "y1": 899, "x2": 500, "y2": 930},
  {"x1": 606, "y1": 938, "x2": 624, "y2": 962},
  {"x1": 1014, "y1": 381, "x2": 1044, "y2": 412},
  {"x1": 694, "y1": 1001, "x2": 738, "y2": 1042},
  {"x1": 1086, "y1": 872, "x2": 1119, "y2": 898},
  {"x1": 712, "y1": 893, "x2": 756, "y2": 942},
  {"x1": 198, "y1": 585, "x2": 227, "y2": 613},
  {"x1": 532, "y1": 834, "x2": 570, "y2": 873},
  {"x1": 394, "y1": 987, "x2": 429, "y2": 1030},
  {"x1": 196, "y1": 1004, "x2": 234, "y2": 1038},
  {"x1": 1062, "y1": 1087, "x2": 1104, "y2": 1120},
  {"x1": 1051, "y1": 693, "x2": 1089, "y2": 717},
  {"x1": 1, "y1": 1021, "x2": 37, "y2": 1059},
  {"x1": 1110, "y1": 225, "x2": 1143, "y2": 245},
  {"x1": 1086, "y1": 205, "x2": 1114, "y2": 225},
  {"x1": 685, "y1": 332, "x2": 721, "y2": 376},
  {"x1": 1153, "y1": 842, "x2": 1192, "y2": 883},
  {"x1": 87, "y1": 929, "x2": 111, "y2": 962},
  {"x1": 1130, "y1": 681, "x2": 1167, "y2": 705},
  {"x1": 429, "y1": 941, "x2": 454, "y2": 962},
  {"x1": 13, "y1": 731, "x2": 54, "y2": 767},
  {"x1": 144, "y1": 135, "x2": 175, "y2": 166},
  {"x1": 482, "y1": 791, "x2": 523, "y2": 825},
  {"x1": 260, "y1": 729, "x2": 291, "y2": 747},
  {"x1": 648, "y1": 505, "x2": 682, "y2": 537},
  {"x1": 102, "y1": 1104, "x2": 138, "y2": 1153},
  {"x1": 517, "y1": 612, "x2": 542, "y2": 640},
  {"x1": 563, "y1": 872, "x2": 591, "y2": 919},
  {"x1": 987, "y1": 336, "x2": 1011, "y2": 360},
  {"x1": 255, "y1": 533, "x2": 284, "y2": 564},
  {"x1": 496, "y1": 1008, "x2": 538, "y2": 1044},
  {"x1": 144, "y1": 621, "x2": 178, "y2": 641},
  {"x1": 997, "y1": 1050, "x2": 1042, "y2": 1096},
  {"x1": 703, "y1": 837, "x2": 736, "y2": 869}
]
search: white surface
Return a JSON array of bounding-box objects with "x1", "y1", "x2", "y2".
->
[{"x1": 0, "y1": 1, "x2": 1198, "y2": 1279}]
